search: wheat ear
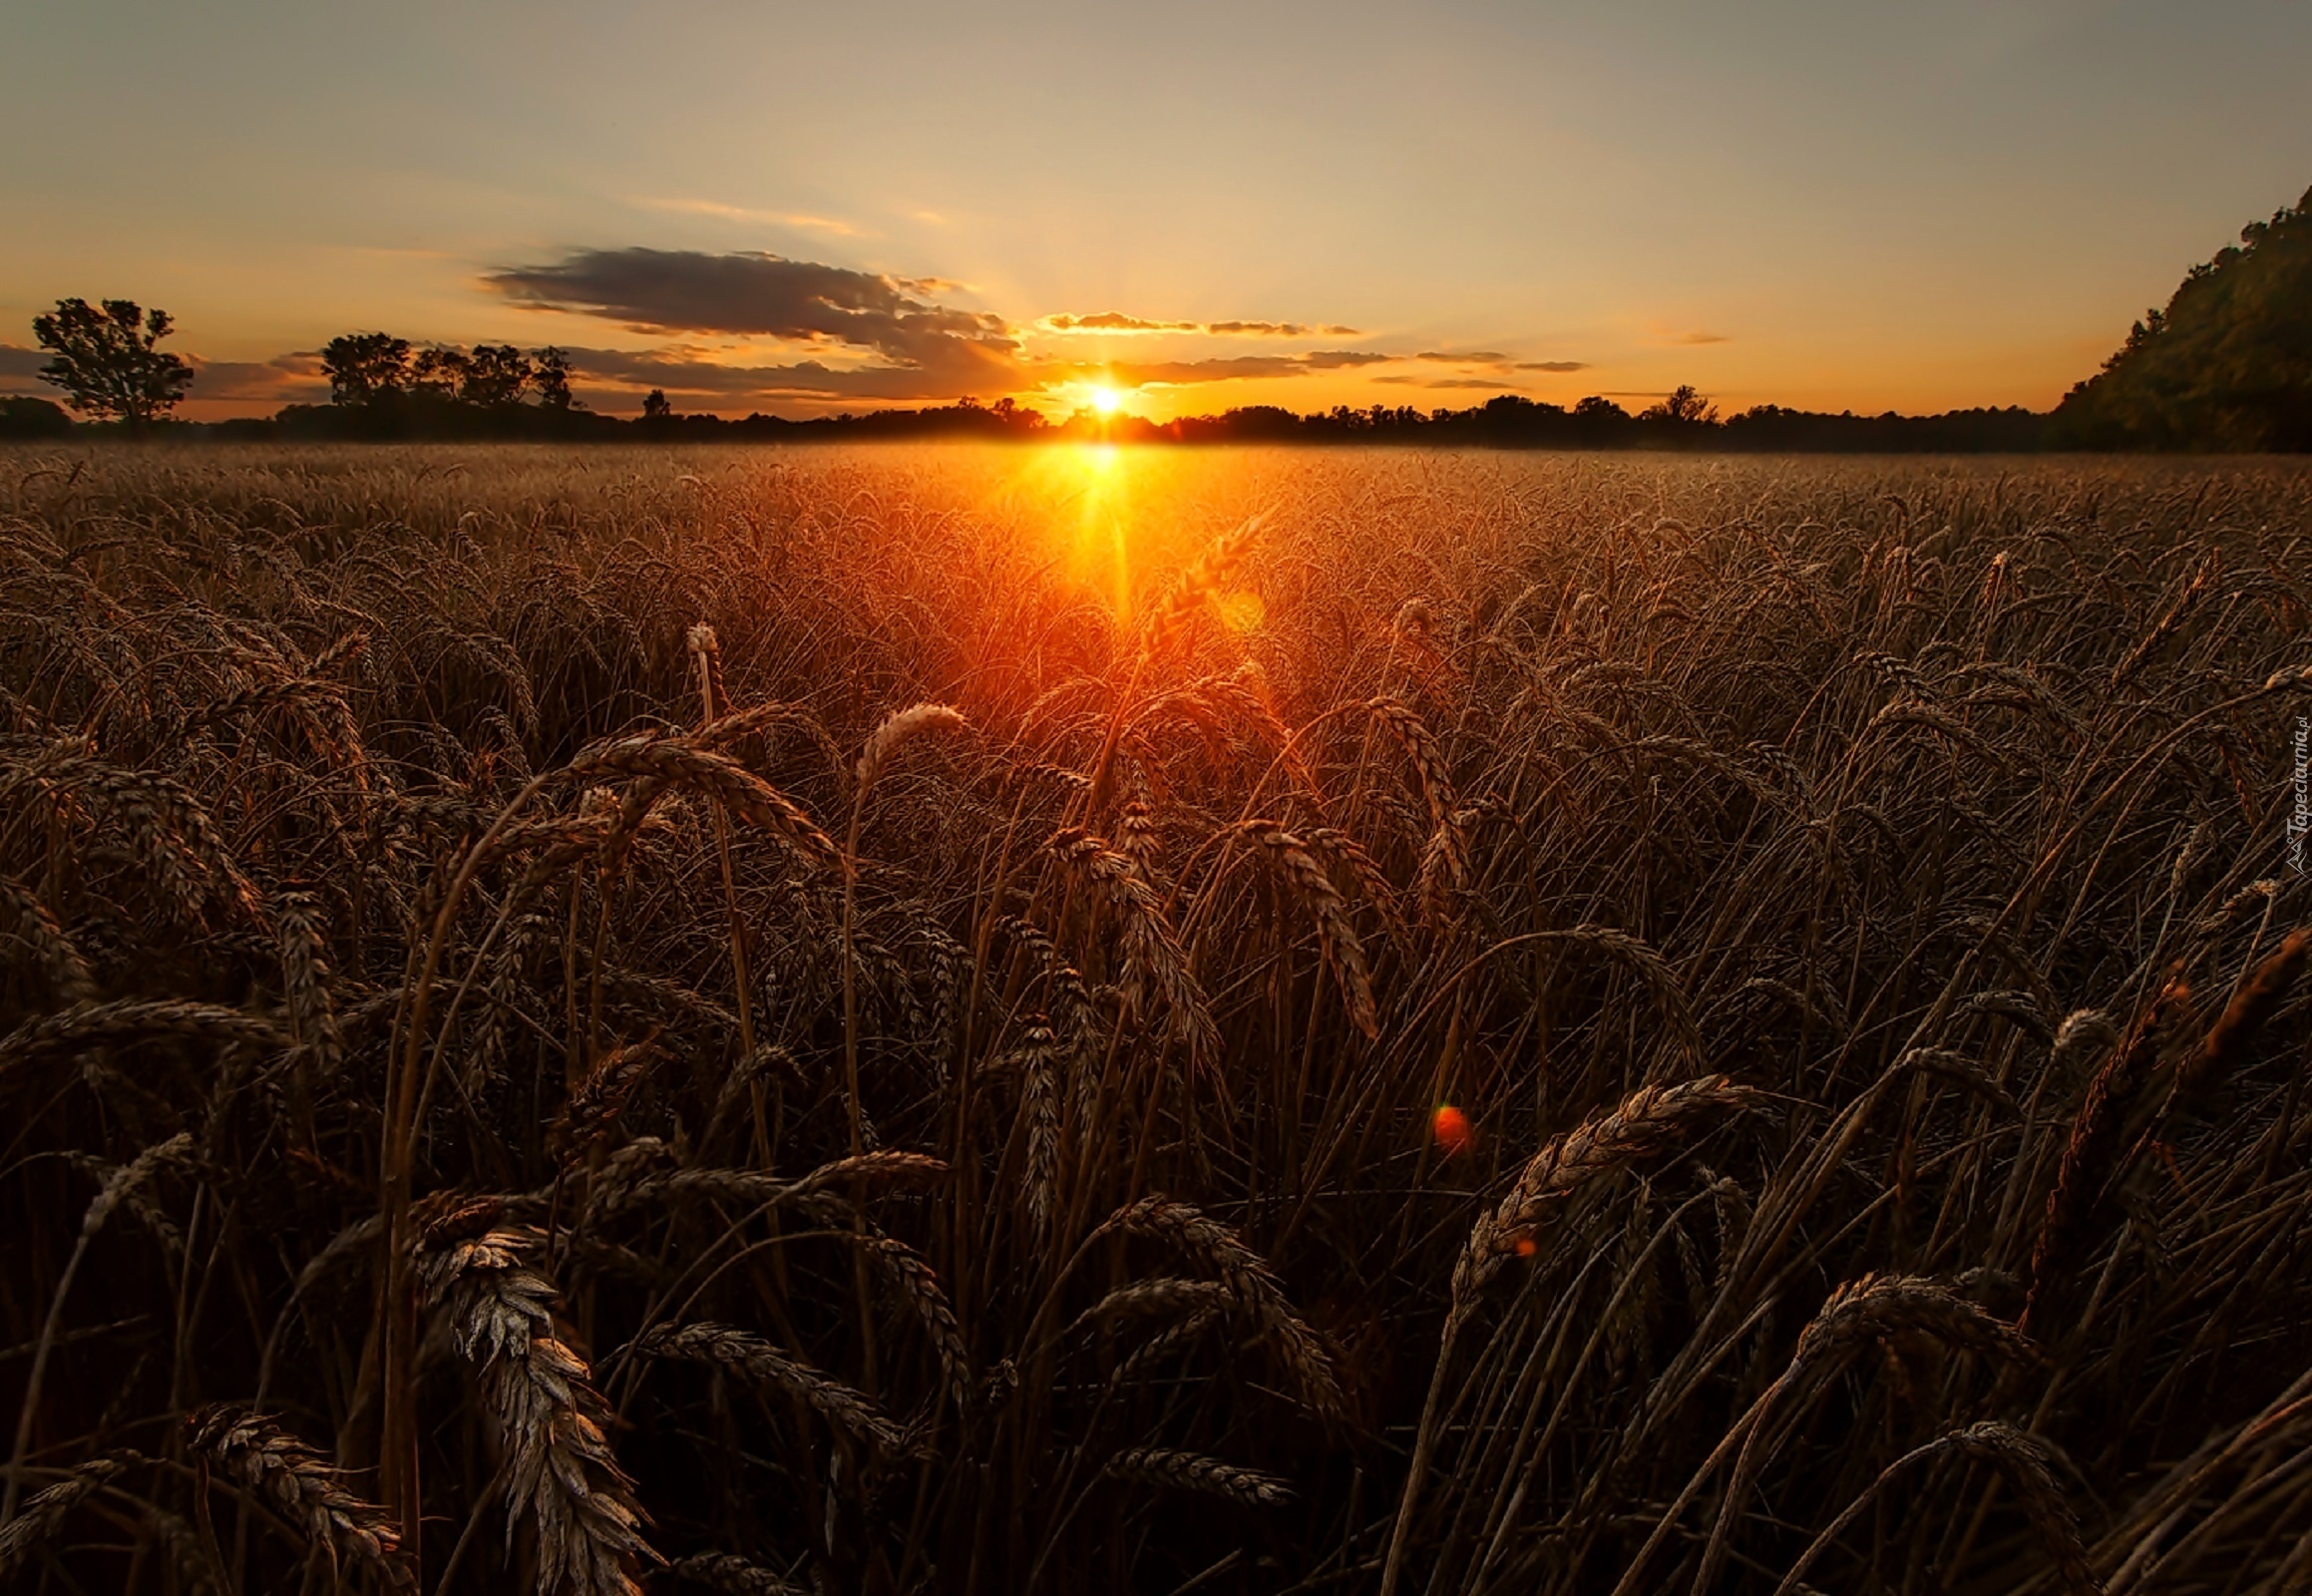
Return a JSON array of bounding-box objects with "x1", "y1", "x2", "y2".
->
[
  {"x1": 423, "y1": 1226, "x2": 660, "y2": 1595},
  {"x1": 187, "y1": 1406, "x2": 412, "y2": 1588}
]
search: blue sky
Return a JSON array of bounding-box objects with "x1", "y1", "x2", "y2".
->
[{"x1": 3, "y1": 0, "x2": 2307, "y2": 417}]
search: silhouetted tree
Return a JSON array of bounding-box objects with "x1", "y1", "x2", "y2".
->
[
  {"x1": 410, "y1": 348, "x2": 468, "y2": 399},
  {"x1": 463, "y1": 345, "x2": 533, "y2": 407},
  {"x1": 1642, "y1": 385, "x2": 1719, "y2": 424},
  {"x1": 533, "y1": 347, "x2": 578, "y2": 411},
  {"x1": 32, "y1": 298, "x2": 193, "y2": 430},
  {"x1": 642, "y1": 388, "x2": 673, "y2": 420},
  {"x1": 319, "y1": 333, "x2": 412, "y2": 406}
]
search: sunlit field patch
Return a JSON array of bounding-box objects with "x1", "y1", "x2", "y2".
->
[{"x1": 2, "y1": 441, "x2": 2310, "y2": 1595}]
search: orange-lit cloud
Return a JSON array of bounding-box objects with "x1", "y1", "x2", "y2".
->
[
  {"x1": 1377, "y1": 374, "x2": 1530, "y2": 389},
  {"x1": 1041, "y1": 312, "x2": 1362, "y2": 337}
]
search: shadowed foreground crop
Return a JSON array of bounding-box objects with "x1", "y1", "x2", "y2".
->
[{"x1": 2, "y1": 443, "x2": 2309, "y2": 1595}]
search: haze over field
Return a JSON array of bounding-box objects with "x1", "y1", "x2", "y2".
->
[{"x1": 4, "y1": 0, "x2": 2311, "y2": 419}]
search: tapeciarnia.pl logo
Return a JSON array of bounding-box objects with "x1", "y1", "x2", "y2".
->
[{"x1": 2291, "y1": 715, "x2": 2308, "y2": 875}]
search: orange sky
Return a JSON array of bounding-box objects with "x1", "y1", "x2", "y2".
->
[{"x1": 3, "y1": 1, "x2": 2309, "y2": 421}]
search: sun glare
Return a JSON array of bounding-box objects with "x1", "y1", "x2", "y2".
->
[{"x1": 1090, "y1": 384, "x2": 1124, "y2": 415}]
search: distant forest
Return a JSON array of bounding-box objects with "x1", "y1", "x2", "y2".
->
[{"x1": 5, "y1": 184, "x2": 2307, "y2": 450}]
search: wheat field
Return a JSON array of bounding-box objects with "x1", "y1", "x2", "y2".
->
[{"x1": 2, "y1": 442, "x2": 2309, "y2": 1595}]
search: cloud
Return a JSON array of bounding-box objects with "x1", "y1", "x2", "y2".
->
[
  {"x1": 1375, "y1": 375, "x2": 1527, "y2": 390},
  {"x1": 1041, "y1": 313, "x2": 1364, "y2": 338},
  {"x1": 1672, "y1": 331, "x2": 1731, "y2": 344},
  {"x1": 1043, "y1": 312, "x2": 1201, "y2": 334},
  {"x1": 1413, "y1": 352, "x2": 1590, "y2": 373},
  {"x1": 564, "y1": 342, "x2": 1020, "y2": 404},
  {"x1": 637, "y1": 199, "x2": 865, "y2": 236},
  {"x1": 486, "y1": 249, "x2": 1018, "y2": 390},
  {"x1": 187, "y1": 353, "x2": 327, "y2": 404},
  {"x1": 0, "y1": 343, "x2": 47, "y2": 377},
  {"x1": 1206, "y1": 320, "x2": 1362, "y2": 337},
  {"x1": 1036, "y1": 349, "x2": 1391, "y2": 388}
]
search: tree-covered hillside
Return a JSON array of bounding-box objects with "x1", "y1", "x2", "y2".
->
[{"x1": 2053, "y1": 186, "x2": 2312, "y2": 451}]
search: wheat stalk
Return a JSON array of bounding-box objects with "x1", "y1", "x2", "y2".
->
[
  {"x1": 1104, "y1": 1447, "x2": 1292, "y2": 1506},
  {"x1": 0, "y1": 1454, "x2": 132, "y2": 1578},
  {"x1": 422, "y1": 1225, "x2": 660, "y2": 1595},
  {"x1": 187, "y1": 1406, "x2": 412, "y2": 1588},
  {"x1": 634, "y1": 1323, "x2": 913, "y2": 1454}
]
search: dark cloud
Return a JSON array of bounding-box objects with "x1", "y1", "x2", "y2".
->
[
  {"x1": 564, "y1": 343, "x2": 1019, "y2": 404},
  {"x1": 1673, "y1": 331, "x2": 1731, "y2": 345},
  {"x1": 1518, "y1": 360, "x2": 1592, "y2": 372},
  {"x1": 487, "y1": 249, "x2": 1411, "y2": 407},
  {"x1": 0, "y1": 343, "x2": 46, "y2": 376},
  {"x1": 1415, "y1": 350, "x2": 1513, "y2": 364},
  {"x1": 487, "y1": 249, "x2": 1017, "y2": 385},
  {"x1": 188, "y1": 353, "x2": 327, "y2": 403}
]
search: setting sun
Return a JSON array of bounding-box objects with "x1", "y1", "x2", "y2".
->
[{"x1": 1089, "y1": 384, "x2": 1124, "y2": 416}]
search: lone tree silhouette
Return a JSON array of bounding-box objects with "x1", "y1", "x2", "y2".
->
[
  {"x1": 1642, "y1": 384, "x2": 1719, "y2": 425},
  {"x1": 32, "y1": 298, "x2": 193, "y2": 431}
]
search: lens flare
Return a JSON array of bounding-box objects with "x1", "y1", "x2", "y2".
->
[{"x1": 1431, "y1": 1103, "x2": 1473, "y2": 1156}]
